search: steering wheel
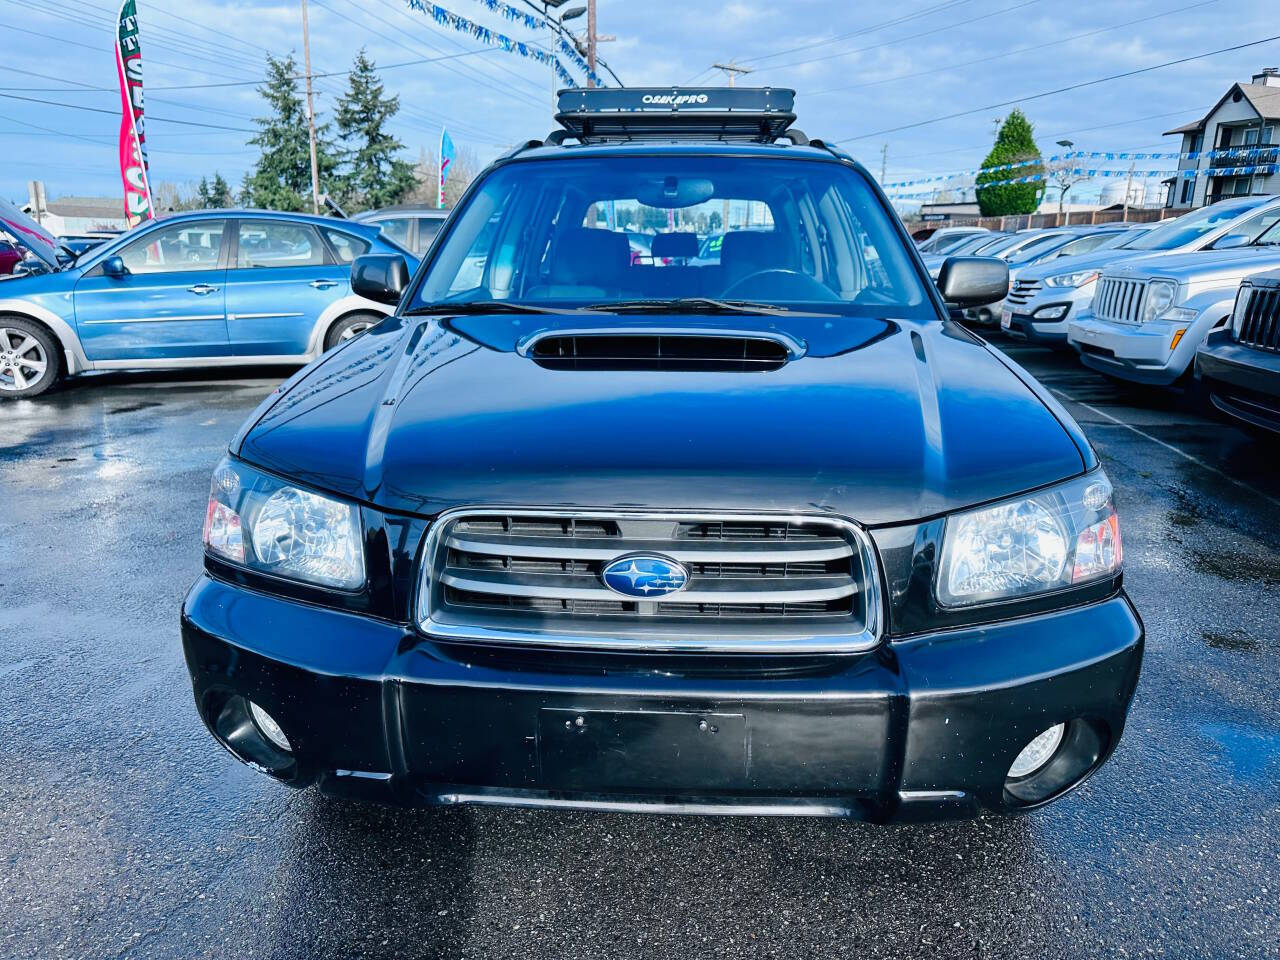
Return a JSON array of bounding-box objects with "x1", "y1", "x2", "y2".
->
[{"x1": 721, "y1": 268, "x2": 841, "y2": 302}]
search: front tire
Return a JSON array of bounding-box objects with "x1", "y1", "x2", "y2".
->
[
  {"x1": 323, "y1": 312, "x2": 382, "y2": 351},
  {"x1": 0, "y1": 317, "x2": 61, "y2": 399}
]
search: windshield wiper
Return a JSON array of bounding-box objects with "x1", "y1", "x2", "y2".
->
[
  {"x1": 404, "y1": 300, "x2": 600, "y2": 316},
  {"x1": 584, "y1": 297, "x2": 833, "y2": 318}
]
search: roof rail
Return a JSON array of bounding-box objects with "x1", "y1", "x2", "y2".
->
[{"x1": 553, "y1": 86, "x2": 798, "y2": 144}]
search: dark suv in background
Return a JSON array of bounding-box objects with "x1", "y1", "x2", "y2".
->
[
  {"x1": 182, "y1": 88, "x2": 1142, "y2": 822},
  {"x1": 1197, "y1": 267, "x2": 1280, "y2": 435}
]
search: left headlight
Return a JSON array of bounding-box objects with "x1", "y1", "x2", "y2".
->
[
  {"x1": 1140, "y1": 279, "x2": 1178, "y2": 323},
  {"x1": 202, "y1": 456, "x2": 364, "y2": 590},
  {"x1": 1043, "y1": 269, "x2": 1099, "y2": 289},
  {"x1": 937, "y1": 470, "x2": 1121, "y2": 607}
]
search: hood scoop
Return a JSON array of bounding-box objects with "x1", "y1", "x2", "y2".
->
[{"x1": 521, "y1": 328, "x2": 801, "y2": 372}]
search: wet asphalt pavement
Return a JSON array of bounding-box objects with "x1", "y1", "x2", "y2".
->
[{"x1": 1, "y1": 339, "x2": 1278, "y2": 960}]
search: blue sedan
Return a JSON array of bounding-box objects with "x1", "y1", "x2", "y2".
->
[{"x1": 0, "y1": 202, "x2": 417, "y2": 398}]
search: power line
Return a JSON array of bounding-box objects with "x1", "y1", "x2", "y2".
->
[
  {"x1": 739, "y1": 0, "x2": 976, "y2": 65},
  {"x1": 834, "y1": 32, "x2": 1280, "y2": 142},
  {"x1": 804, "y1": 0, "x2": 1220, "y2": 97},
  {"x1": 759, "y1": 0, "x2": 1042, "y2": 73},
  {"x1": 5, "y1": 93, "x2": 257, "y2": 131}
]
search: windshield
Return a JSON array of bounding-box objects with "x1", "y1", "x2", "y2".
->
[
  {"x1": 1122, "y1": 199, "x2": 1271, "y2": 251},
  {"x1": 925, "y1": 231, "x2": 984, "y2": 254},
  {"x1": 942, "y1": 234, "x2": 998, "y2": 257},
  {"x1": 1005, "y1": 233, "x2": 1069, "y2": 264},
  {"x1": 409, "y1": 155, "x2": 931, "y2": 316}
]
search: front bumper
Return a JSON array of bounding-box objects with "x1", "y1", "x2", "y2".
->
[
  {"x1": 1196, "y1": 330, "x2": 1280, "y2": 434},
  {"x1": 1067, "y1": 316, "x2": 1184, "y2": 385},
  {"x1": 181, "y1": 575, "x2": 1144, "y2": 821},
  {"x1": 1001, "y1": 304, "x2": 1076, "y2": 344}
]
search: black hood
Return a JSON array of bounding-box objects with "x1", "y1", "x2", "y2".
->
[{"x1": 234, "y1": 313, "x2": 1089, "y2": 527}]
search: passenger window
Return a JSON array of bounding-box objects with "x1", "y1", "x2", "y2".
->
[
  {"x1": 117, "y1": 220, "x2": 225, "y2": 274},
  {"x1": 416, "y1": 218, "x2": 444, "y2": 253},
  {"x1": 322, "y1": 228, "x2": 371, "y2": 263},
  {"x1": 376, "y1": 217, "x2": 413, "y2": 249},
  {"x1": 235, "y1": 221, "x2": 326, "y2": 269}
]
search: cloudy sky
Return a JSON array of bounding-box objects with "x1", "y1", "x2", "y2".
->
[{"x1": 3, "y1": 0, "x2": 1279, "y2": 208}]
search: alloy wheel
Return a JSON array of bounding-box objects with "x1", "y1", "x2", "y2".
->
[
  {"x1": 339, "y1": 321, "x2": 374, "y2": 341},
  {"x1": 0, "y1": 327, "x2": 48, "y2": 392}
]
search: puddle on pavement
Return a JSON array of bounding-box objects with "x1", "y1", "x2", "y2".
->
[
  {"x1": 1201, "y1": 628, "x2": 1262, "y2": 652},
  {"x1": 107, "y1": 401, "x2": 164, "y2": 415},
  {"x1": 1188, "y1": 547, "x2": 1280, "y2": 586}
]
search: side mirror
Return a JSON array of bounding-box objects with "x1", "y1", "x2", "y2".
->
[
  {"x1": 102, "y1": 255, "x2": 127, "y2": 278},
  {"x1": 1213, "y1": 233, "x2": 1250, "y2": 250},
  {"x1": 936, "y1": 256, "x2": 1009, "y2": 308},
  {"x1": 351, "y1": 254, "x2": 409, "y2": 306}
]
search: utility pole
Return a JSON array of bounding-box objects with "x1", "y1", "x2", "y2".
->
[
  {"x1": 1123, "y1": 161, "x2": 1136, "y2": 222},
  {"x1": 880, "y1": 144, "x2": 888, "y2": 185},
  {"x1": 300, "y1": 0, "x2": 320, "y2": 215},
  {"x1": 713, "y1": 61, "x2": 753, "y2": 87},
  {"x1": 586, "y1": 0, "x2": 596, "y2": 87}
]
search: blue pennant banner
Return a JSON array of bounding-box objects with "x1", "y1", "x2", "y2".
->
[
  {"x1": 883, "y1": 147, "x2": 1280, "y2": 191},
  {"x1": 453, "y1": 0, "x2": 603, "y2": 85}
]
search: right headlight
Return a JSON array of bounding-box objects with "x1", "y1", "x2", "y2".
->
[
  {"x1": 202, "y1": 456, "x2": 365, "y2": 591},
  {"x1": 937, "y1": 470, "x2": 1121, "y2": 607},
  {"x1": 1140, "y1": 279, "x2": 1178, "y2": 323},
  {"x1": 1231, "y1": 284, "x2": 1252, "y2": 337},
  {"x1": 1043, "y1": 269, "x2": 1099, "y2": 289}
]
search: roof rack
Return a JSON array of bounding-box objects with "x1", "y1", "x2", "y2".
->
[{"x1": 551, "y1": 87, "x2": 800, "y2": 144}]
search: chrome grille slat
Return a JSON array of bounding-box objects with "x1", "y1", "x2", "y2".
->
[
  {"x1": 418, "y1": 510, "x2": 882, "y2": 653},
  {"x1": 445, "y1": 531, "x2": 854, "y2": 563},
  {"x1": 1239, "y1": 287, "x2": 1280, "y2": 352},
  {"x1": 440, "y1": 567, "x2": 859, "y2": 604},
  {"x1": 1005, "y1": 279, "x2": 1041, "y2": 308},
  {"x1": 1095, "y1": 277, "x2": 1146, "y2": 323}
]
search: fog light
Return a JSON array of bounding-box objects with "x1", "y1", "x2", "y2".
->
[
  {"x1": 248, "y1": 701, "x2": 292, "y2": 752},
  {"x1": 1008, "y1": 723, "x2": 1065, "y2": 779}
]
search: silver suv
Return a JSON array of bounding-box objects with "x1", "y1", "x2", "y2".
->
[
  {"x1": 1068, "y1": 203, "x2": 1280, "y2": 385},
  {"x1": 1004, "y1": 196, "x2": 1280, "y2": 345}
]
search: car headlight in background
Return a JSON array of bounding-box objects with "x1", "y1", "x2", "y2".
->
[
  {"x1": 937, "y1": 470, "x2": 1122, "y2": 607},
  {"x1": 1032, "y1": 304, "x2": 1070, "y2": 321},
  {"x1": 202, "y1": 457, "x2": 364, "y2": 590},
  {"x1": 1231, "y1": 285, "x2": 1252, "y2": 337},
  {"x1": 1043, "y1": 270, "x2": 1099, "y2": 289},
  {"x1": 1140, "y1": 279, "x2": 1178, "y2": 323}
]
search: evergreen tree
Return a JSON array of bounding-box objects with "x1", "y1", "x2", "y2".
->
[
  {"x1": 208, "y1": 172, "x2": 233, "y2": 207},
  {"x1": 975, "y1": 110, "x2": 1044, "y2": 217},
  {"x1": 244, "y1": 53, "x2": 336, "y2": 211},
  {"x1": 333, "y1": 50, "x2": 416, "y2": 211},
  {"x1": 196, "y1": 177, "x2": 212, "y2": 207}
]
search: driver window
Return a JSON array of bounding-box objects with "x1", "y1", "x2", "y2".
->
[{"x1": 118, "y1": 221, "x2": 225, "y2": 274}]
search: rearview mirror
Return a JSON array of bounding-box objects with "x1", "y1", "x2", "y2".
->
[
  {"x1": 936, "y1": 256, "x2": 1009, "y2": 308},
  {"x1": 102, "y1": 255, "x2": 127, "y2": 278},
  {"x1": 351, "y1": 254, "x2": 409, "y2": 306}
]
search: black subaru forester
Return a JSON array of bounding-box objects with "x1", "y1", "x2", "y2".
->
[{"x1": 182, "y1": 88, "x2": 1141, "y2": 821}]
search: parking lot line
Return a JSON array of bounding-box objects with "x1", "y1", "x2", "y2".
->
[{"x1": 1051, "y1": 388, "x2": 1280, "y2": 510}]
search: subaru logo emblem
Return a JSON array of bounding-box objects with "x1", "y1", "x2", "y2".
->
[{"x1": 601, "y1": 554, "x2": 689, "y2": 599}]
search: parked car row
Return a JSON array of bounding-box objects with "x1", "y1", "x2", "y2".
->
[
  {"x1": 0, "y1": 197, "x2": 420, "y2": 398},
  {"x1": 925, "y1": 195, "x2": 1280, "y2": 438}
]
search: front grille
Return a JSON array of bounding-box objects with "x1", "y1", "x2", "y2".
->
[
  {"x1": 1094, "y1": 277, "x2": 1147, "y2": 323},
  {"x1": 1236, "y1": 285, "x2": 1280, "y2": 352},
  {"x1": 1005, "y1": 278, "x2": 1041, "y2": 308},
  {"x1": 418, "y1": 511, "x2": 881, "y2": 653}
]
